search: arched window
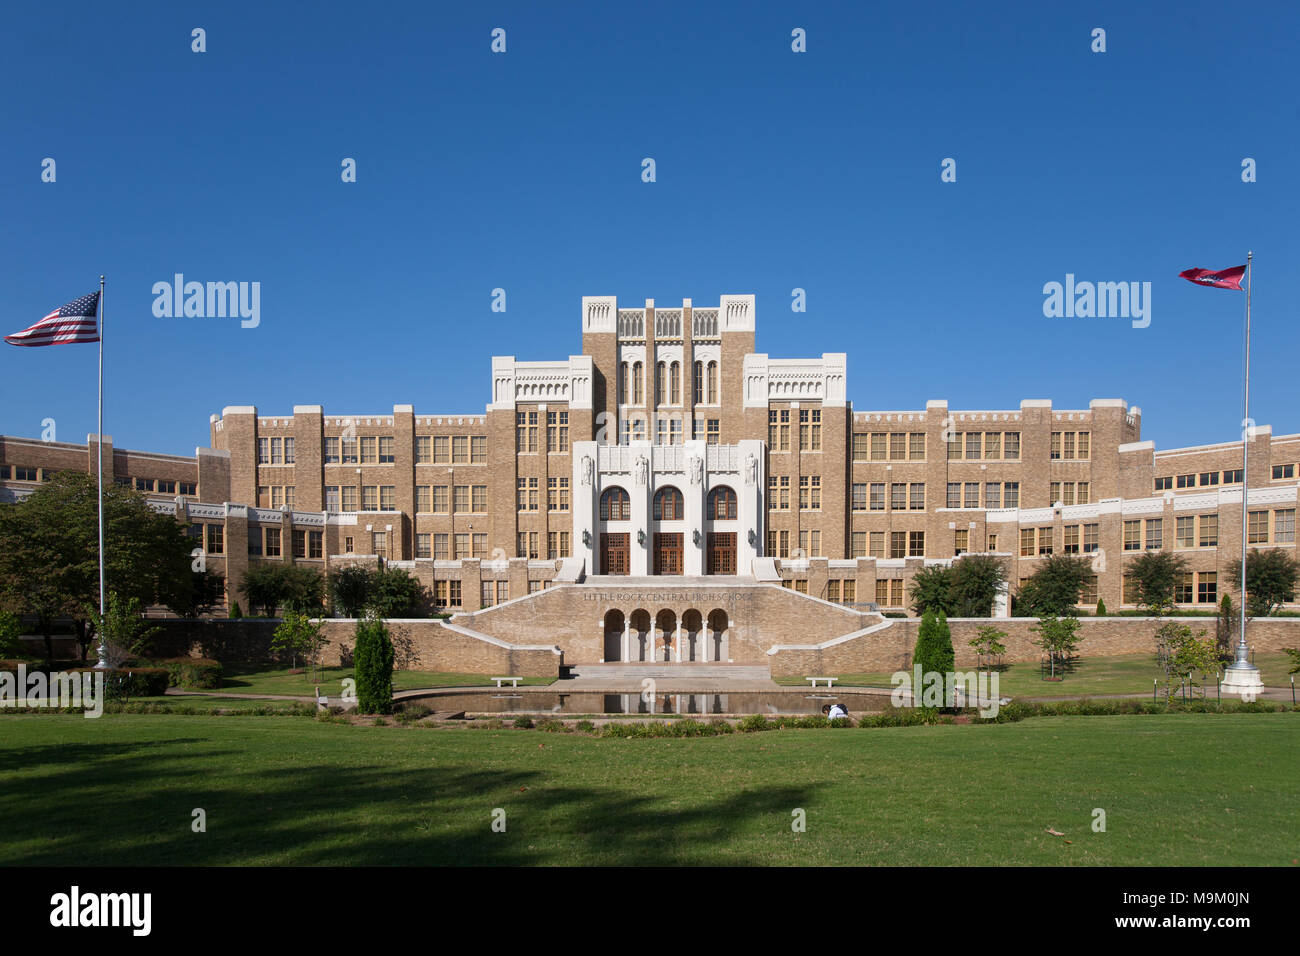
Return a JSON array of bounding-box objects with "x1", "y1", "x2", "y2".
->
[
  {"x1": 707, "y1": 361, "x2": 718, "y2": 404},
  {"x1": 707, "y1": 485, "x2": 737, "y2": 520},
  {"x1": 670, "y1": 362, "x2": 680, "y2": 404},
  {"x1": 618, "y1": 362, "x2": 628, "y2": 405},
  {"x1": 693, "y1": 361, "x2": 703, "y2": 404},
  {"x1": 656, "y1": 362, "x2": 666, "y2": 407},
  {"x1": 653, "y1": 486, "x2": 684, "y2": 521},
  {"x1": 632, "y1": 362, "x2": 643, "y2": 405},
  {"x1": 601, "y1": 486, "x2": 631, "y2": 521}
]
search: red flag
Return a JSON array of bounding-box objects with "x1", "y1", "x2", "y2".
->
[{"x1": 1179, "y1": 265, "x2": 1246, "y2": 291}]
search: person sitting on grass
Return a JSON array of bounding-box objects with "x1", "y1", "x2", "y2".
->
[{"x1": 823, "y1": 702, "x2": 849, "y2": 720}]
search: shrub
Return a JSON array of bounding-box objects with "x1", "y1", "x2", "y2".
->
[
  {"x1": 575, "y1": 719, "x2": 596, "y2": 734},
  {"x1": 352, "y1": 617, "x2": 394, "y2": 715},
  {"x1": 535, "y1": 718, "x2": 565, "y2": 733},
  {"x1": 229, "y1": 602, "x2": 243, "y2": 619},
  {"x1": 737, "y1": 714, "x2": 772, "y2": 733},
  {"x1": 512, "y1": 715, "x2": 535, "y2": 729},
  {"x1": 1094, "y1": 597, "x2": 1107, "y2": 617},
  {"x1": 70, "y1": 667, "x2": 170, "y2": 699},
  {"x1": 157, "y1": 657, "x2": 223, "y2": 689}
]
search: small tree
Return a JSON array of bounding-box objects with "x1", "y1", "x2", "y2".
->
[
  {"x1": 229, "y1": 601, "x2": 243, "y2": 619},
  {"x1": 353, "y1": 616, "x2": 394, "y2": 715},
  {"x1": 1031, "y1": 615, "x2": 1081, "y2": 679},
  {"x1": 1159, "y1": 621, "x2": 1217, "y2": 702},
  {"x1": 949, "y1": 554, "x2": 1008, "y2": 618},
  {"x1": 86, "y1": 592, "x2": 163, "y2": 668},
  {"x1": 369, "y1": 565, "x2": 427, "y2": 618},
  {"x1": 1228, "y1": 550, "x2": 1300, "y2": 619},
  {"x1": 1125, "y1": 551, "x2": 1188, "y2": 616},
  {"x1": 912, "y1": 609, "x2": 955, "y2": 708},
  {"x1": 1017, "y1": 555, "x2": 1093, "y2": 618},
  {"x1": 1094, "y1": 597, "x2": 1107, "y2": 617},
  {"x1": 271, "y1": 611, "x2": 328, "y2": 673},
  {"x1": 1215, "y1": 594, "x2": 1237, "y2": 663},
  {"x1": 970, "y1": 624, "x2": 1008, "y2": 672},
  {"x1": 909, "y1": 566, "x2": 954, "y2": 616}
]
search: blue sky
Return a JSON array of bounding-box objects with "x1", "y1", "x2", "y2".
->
[{"x1": 1, "y1": 0, "x2": 1295, "y2": 456}]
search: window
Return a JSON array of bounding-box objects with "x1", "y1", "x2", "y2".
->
[
  {"x1": 964, "y1": 482, "x2": 979, "y2": 509},
  {"x1": 480, "y1": 581, "x2": 494, "y2": 607},
  {"x1": 1017, "y1": 529, "x2": 1034, "y2": 560},
  {"x1": 620, "y1": 363, "x2": 630, "y2": 405},
  {"x1": 431, "y1": 485, "x2": 448, "y2": 513},
  {"x1": 1273, "y1": 464, "x2": 1295, "y2": 480},
  {"x1": 947, "y1": 482, "x2": 961, "y2": 509},
  {"x1": 984, "y1": 432, "x2": 1001, "y2": 460},
  {"x1": 1154, "y1": 476, "x2": 1173, "y2": 491},
  {"x1": 1083, "y1": 523, "x2": 1099, "y2": 553},
  {"x1": 135, "y1": 477, "x2": 154, "y2": 492},
  {"x1": 1276, "y1": 509, "x2": 1296, "y2": 544},
  {"x1": 1004, "y1": 432, "x2": 1020, "y2": 459},
  {"x1": 1003, "y1": 482, "x2": 1019, "y2": 508},
  {"x1": 871, "y1": 433, "x2": 887, "y2": 461},
  {"x1": 655, "y1": 362, "x2": 666, "y2": 406},
  {"x1": 908, "y1": 531, "x2": 925, "y2": 557},
  {"x1": 768, "y1": 475, "x2": 791, "y2": 511},
  {"x1": 157, "y1": 479, "x2": 176, "y2": 494},
  {"x1": 798, "y1": 529, "x2": 822, "y2": 557},
  {"x1": 548, "y1": 477, "x2": 570, "y2": 512},
  {"x1": 965, "y1": 433, "x2": 981, "y2": 460},
  {"x1": 416, "y1": 486, "x2": 431, "y2": 513},
  {"x1": 851, "y1": 531, "x2": 867, "y2": 558},
  {"x1": 434, "y1": 534, "x2": 449, "y2": 559},
  {"x1": 1079, "y1": 575, "x2": 1099, "y2": 605},
  {"x1": 694, "y1": 418, "x2": 720, "y2": 444},
  {"x1": 292, "y1": 529, "x2": 307, "y2": 559},
  {"x1": 909, "y1": 432, "x2": 926, "y2": 460},
  {"x1": 546, "y1": 411, "x2": 570, "y2": 452},
  {"x1": 497, "y1": 581, "x2": 509, "y2": 603},
  {"x1": 653, "y1": 486, "x2": 684, "y2": 520},
  {"x1": 1174, "y1": 572, "x2": 1194, "y2": 604},
  {"x1": 851, "y1": 483, "x2": 868, "y2": 512},
  {"x1": 954, "y1": 529, "x2": 969, "y2": 555},
  {"x1": 433, "y1": 436, "x2": 450, "y2": 463},
  {"x1": 324, "y1": 437, "x2": 340, "y2": 464},
  {"x1": 453, "y1": 484, "x2": 471, "y2": 513},
  {"x1": 516, "y1": 411, "x2": 539, "y2": 452},
  {"x1": 1223, "y1": 469, "x2": 1243, "y2": 484},
  {"x1": 1199, "y1": 471, "x2": 1219, "y2": 486},
  {"x1": 1176, "y1": 515, "x2": 1195, "y2": 548},
  {"x1": 1248, "y1": 510, "x2": 1269, "y2": 544},
  {"x1": 344, "y1": 536, "x2": 354, "y2": 554},
  {"x1": 516, "y1": 478, "x2": 537, "y2": 512},
  {"x1": 1197, "y1": 572, "x2": 1218, "y2": 604},
  {"x1": 455, "y1": 534, "x2": 470, "y2": 559},
  {"x1": 706, "y1": 362, "x2": 718, "y2": 403},
  {"x1": 341, "y1": 486, "x2": 358, "y2": 512},
  {"x1": 473, "y1": 534, "x2": 488, "y2": 558},
  {"x1": 869, "y1": 532, "x2": 885, "y2": 558},
  {"x1": 987, "y1": 533, "x2": 998, "y2": 552},
  {"x1": 360, "y1": 437, "x2": 376, "y2": 464},
  {"x1": 206, "y1": 525, "x2": 223, "y2": 554},
  {"x1": 341, "y1": 435, "x2": 358, "y2": 464},
  {"x1": 910, "y1": 483, "x2": 925, "y2": 510},
  {"x1": 670, "y1": 362, "x2": 680, "y2": 404},
  {"x1": 378, "y1": 436, "x2": 395, "y2": 464},
  {"x1": 889, "y1": 531, "x2": 907, "y2": 559},
  {"x1": 1123, "y1": 575, "x2": 1140, "y2": 605},
  {"x1": 1063, "y1": 525, "x2": 1079, "y2": 554},
  {"x1": 179, "y1": 482, "x2": 197, "y2": 496},
  {"x1": 265, "y1": 527, "x2": 281, "y2": 557},
  {"x1": 768, "y1": 409, "x2": 791, "y2": 451},
  {"x1": 633, "y1": 362, "x2": 644, "y2": 404},
  {"x1": 323, "y1": 486, "x2": 341, "y2": 511},
  {"x1": 692, "y1": 361, "x2": 703, "y2": 404},
  {"x1": 362, "y1": 486, "x2": 378, "y2": 511},
  {"x1": 415, "y1": 436, "x2": 431, "y2": 463},
  {"x1": 985, "y1": 483, "x2": 1001, "y2": 510},
  {"x1": 892, "y1": 482, "x2": 907, "y2": 511},
  {"x1": 852, "y1": 434, "x2": 869, "y2": 461},
  {"x1": 827, "y1": 580, "x2": 840, "y2": 603},
  {"x1": 258, "y1": 438, "x2": 269, "y2": 464},
  {"x1": 800, "y1": 476, "x2": 823, "y2": 511},
  {"x1": 708, "y1": 486, "x2": 737, "y2": 520},
  {"x1": 1037, "y1": 528, "x2": 1052, "y2": 555},
  {"x1": 1123, "y1": 520, "x2": 1141, "y2": 551},
  {"x1": 1145, "y1": 518, "x2": 1162, "y2": 550},
  {"x1": 799, "y1": 408, "x2": 822, "y2": 451},
  {"x1": 1177, "y1": 474, "x2": 1195, "y2": 489},
  {"x1": 601, "y1": 487, "x2": 631, "y2": 521},
  {"x1": 471, "y1": 436, "x2": 487, "y2": 463},
  {"x1": 1199, "y1": 514, "x2": 1218, "y2": 547},
  {"x1": 870, "y1": 483, "x2": 885, "y2": 511},
  {"x1": 372, "y1": 532, "x2": 388, "y2": 558},
  {"x1": 416, "y1": 534, "x2": 431, "y2": 559}
]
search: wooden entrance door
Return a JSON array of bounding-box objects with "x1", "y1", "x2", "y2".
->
[
  {"x1": 601, "y1": 533, "x2": 630, "y2": 575},
  {"x1": 707, "y1": 532, "x2": 736, "y2": 575},
  {"x1": 654, "y1": 532, "x2": 683, "y2": 575}
]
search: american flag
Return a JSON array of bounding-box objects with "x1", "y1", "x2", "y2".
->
[{"x1": 4, "y1": 292, "x2": 101, "y2": 347}]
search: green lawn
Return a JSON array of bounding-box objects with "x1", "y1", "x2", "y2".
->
[
  {"x1": 776, "y1": 651, "x2": 1298, "y2": 698},
  {"x1": 2, "y1": 712, "x2": 1295, "y2": 865},
  {"x1": 208, "y1": 663, "x2": 554, "y2": 697}
]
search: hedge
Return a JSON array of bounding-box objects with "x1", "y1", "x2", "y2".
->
[
  {"x1": 152, "y1": 658, "x2": 223, "y2": 689},
  {"x1": 70, "y1": 667, "x2": 170, "y2": 699}
]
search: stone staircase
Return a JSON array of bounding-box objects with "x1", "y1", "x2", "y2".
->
[{"x1": 565, "y1": 662, "x2": 770, "y2": 681}]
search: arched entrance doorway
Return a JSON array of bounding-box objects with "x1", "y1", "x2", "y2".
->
[
  {"x1": 707, "y1": 609, "x2": 728, "y2": 661},
  {"x1": 682, "y1": 609, "x2": 704, "y2": 662},
  {"x1": 603, "y1": 610, "x2": 625, "y2": 662},
  {"x1": 655, "y1": 610, "x2": 676, "y2": 662},
  {"x1": 630, "y1": 609, "x2": 652, "y2": 662}
]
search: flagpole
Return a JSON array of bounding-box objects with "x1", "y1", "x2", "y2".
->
[
  {"x1": 95, "y1": 275, "x2": 107, "y2": 670},
  {"x1": 1224, "y1": 251, "x2": 1262, "y2": 697}
]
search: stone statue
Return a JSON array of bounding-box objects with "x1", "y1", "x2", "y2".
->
[
  {"x1": 635, "y1": 454, "x2": 649, "y2": 486},
  {"x1": 745, "y1": 453, "x2": 757, "y2": 485},
  {"x1": 580, "y1": 454, "x2": 593, "y2": 486},
  {"x1": 688, "y1": 454, "x2": 703, "y2": 485}
]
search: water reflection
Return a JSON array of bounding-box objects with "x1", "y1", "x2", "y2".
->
[{"x1": 402, "y1": 691, "x2": 892, "y2": 716}]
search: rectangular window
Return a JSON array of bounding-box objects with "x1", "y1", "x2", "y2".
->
[
  {"x1": 415, "y1": 436, "x2": 431, "y2": 463},
  {"x1": 207, "y1": 524, "x2": 224, "y2": 554},
  {"x1": 455, "y1": 534, "x2": 470, "y2": 559},
  {"x1": 947, "y1": 482, "x2": 961, "y2": 509},
  {"x1": 851, "y1": 531, "x2": 867, "y2": 558},
  {"x1": 1176, "y1": 515, "x2": 1195, "y2": 548},
  {"x1": 308, "y1": 530, "x2": 323, "y2": 559},
  {"x1": 1275, "y1": 509, "x2": 1296, "y2": 544},
  {"x1": 341, "y1": 486, "x2": 358, "y2": 512},
  {"x1": 1004, "y1": 432, "x2": 1020, "y2": 460},
  {"x1": 799, "y1": 475, "x2": 822, "y2": 511},
  {"x1": 964, "y1": 482, "x2": 980, "y2": 509},
  {"x1": 452, "y1": 435, "x2": 469, "y2": 464},
  {"x1": 471, "y1": 436, "x2": 487, "y2": 463},
  {"x1": 1248, "y1": 510, "x2": 1269, "y2": 544},
  {"x1": 1273, "y1": 464, "x2": 1295, "y2": 480},
  {"x1": 1050, "y1": 432, "x2": 1062, "y2": 460},
  {"x1": 362, "y1": 486, "x2": 378, "y2": 511},
  {"x1": 258, "y1": 438, "x2": 269, "y2": 464},
  {"x1": 271, "y1": 486, "x2": 284, "y2": 510},
  {"x1": 1145, "y1": 518, "x2": 1162, "y2": 550},
  {"x1": 889, "y1": 531, "x2": 907, "y2": 560},
  {"x1": 851, "y1": 483, "x2": 867, "y2": 511},
  {"x1": 1199, "y1": 514, "x2": 1218, "y2": 547},
  {"x1": 324, "y1": 437, "x2": 340, "y2": 464},
  {"x1": 480, "y1": 581, "x2": 494, "y2": 607},
  {"x1": 379, "y1": 486, "x2": 396, "y2": 511},
  {"x1": 264, "y1": 527, "x2": 281, "y2": 557},
  {"x1": 965, "y1": 433, "x2": 981, "y2": 460},
  {"x1": 985, "y1": 483, "x2": 1001, "y2": 510},
  {"x1": 987, "y1": 533, "x2": 998, "y2": 552},
  {"x1": 891, "y1": 482, "x2": 907, "y2": 511},
  {"x1": 870, "y1": 482, "x2": 885, "y2": 511},
  {"x1": 1177, "y1": 474, "x2": 1195, "y2": 489},
  {"x1": 432, "y1": 436, "x2": 450, "y2": 463},
  {"x1": 474, "y1": 534, "x2": 488, "y2": 559},
  {"x1": 1200, "y1": 471, "x2": 1219, "y2": 486},
  {"x1": 954, "y1": 529, "x2": 969, "y2": 555},
  {"x1": 179, "y1": 481, "x2": 197, "y2": 496},
  {"x1": 454, "y1": 484, "x2": 471, "y2": 513},
  {"x1": 870, "y1": 433, "x2": 887, "y2": 461},
  {"x1": 1078, "y1": 432, "x2": 1090, "y2": 459},
  {"x1": 1123, "y1": 520, "x2": 1141, "y2": 551},
  {"x1": 908, "y1": 531, "x2": 925, "y2": 557},
  {"x1": 433, "y1": 534, "x2": 449, "y2": 559},
  {"x1": 472, "y1": 485, "x2": 487, "y2": 512},
  {"x1": 910, "y1": 483, "x2": 925, "y2": 510},
  {"x1": 869, "y1": 532, "x2": 885, "y2": 559},
  {"x1": 431, "y1": 485, "x2": 448, "y2": 513},
  {"x1": 1197, "y1": 572, "x2": 1217, "y2": 605},
  {"x1": 360, "y1": 437, "x2": 376, "y2": 464},
  {"x1": 1223, "y1": 468, "x2": 1243, "y2": 484},
  {"x1": 800, "y1": 408, "x2": 823, "y2": 452},
  {"x1": 852, "y1": 433, "x2": 869, "y2": 461},
  {"x1": 325, "y1": 486, "x2": 340, "y2": 511},
  {"x1": 1154, "y1": 476, "x2": 1173, "y2": 491},
  {"x1": 1175, "y1": 572, "x2": 1195, "y2": 604},
  {"x1": 1003, "y1": 482, "x2": 1019, "y2": 508},
  {"x1": 379, "y1": 436, "x2": 395, "y2": 463},
  {"x1": 1077, "y1": 481, "x2": 1090, "y2": 505},
  {"x1": 416, "y1": 534, "x2": 431, "y2": 559},
  {"x1": 292, "y1": 530, "x2": 306, "y2": 558},
  {"x1": 1083, "y1": 523, "x2": 1099, "y2": 553},
  {"x1": 1079, "y1": 574, "x2": 1099, "y2": 605},
  {"x1": 983, "y1": 432, "x2": 1001, "y2": 460},
  {"x1": 270, "y1": 437, "x2": 285, "y2": 464},
  {"x1": 889, "y1": 432, "x2": 906, "y2": 461},
  {"x1": 340, "y1": 435, "x2": 358, "y2": 464},
  {"x1": 1063, "y1": 525, "x2": 1079, "y2": 554},
  {"x1": 827, "y1": 580, "x2": 840, "y2": 603},
  {"x1": 909, "y1": 432, "x2": 926, "y2": 460},
  {"x1": 1020, "y1": 528, "x2": 1034, "y2": 557},
  {"x1": 416, "y1": 486, "x2": 431, "y2": 513},
  {"x1": 1037, "y1": 528, "x2": 1052, "y2": 555}
]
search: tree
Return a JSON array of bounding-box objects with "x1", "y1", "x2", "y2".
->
[
  {"x1": 1125, "y1": 551, "x2": 1188, "y2": 616},
  {"x1": 271, "y1": 611, "x2": 329, "y2": 673},
  {"x1": 86, "y1": 592, "x2": 163, "y2": 668},
  {"x1": 168, "y1": 570, "x2": 224, "y2": 619},
  {"x1": 0, "y1": 472, "x2": 193, "y2": 663},
  {"x1": 1094, "y1": 597, "x2": 1107, "y2": 616},
  {"x1": 328, "y1": 565, "x2": 373, "y2": 618},
  {"x1": 240, "y1": 563, "x2": 325, "y2": 617},
  {"x1": 353, "y1": 616, "x2": 394, "y2": 714},
  {"x1": 908, "y1": 566, "x2": 954, "y2": 616},
  {"x1": 969, "y1": 624, "x2": 1007, "y2": 670},
  {"x1": 912, "y1": 610, "x2": 955, "y2": 708},
  {"x1": 1228, "y1": 550, "x2": 1300, "y2": 619},
  {"x1": 949, "y1": 554, "x2": 1008, "y2": 618},
  {"x1": 1158, "y1": 620, "x2": 1217, "y2": 702},
  {"x1": 1215, "y1": 594, "x2": 1237, "y2": 663},
  {"x1": 1017, "y1": 555, "x2": 1094, "y2": 618},
  {"x1": 0, "y1": 610, "x2": 24, "y2": 659},
  {"x1": 1031, "y1": 615, "x2": 1081, "y2": 679},
  {"x1": 369, "y1": 565, "x2": 427, "y2": 618}
]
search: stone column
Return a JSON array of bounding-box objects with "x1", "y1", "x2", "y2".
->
[
  {"x1": 622, "y1": 616, "x2": 631, "y2": 663},
  {"x1": 674, "y1": 620, "x2": 682, "y2": 662},
  {"x1": 701, "y1": 622, "x2": 711, "y2": 662}
]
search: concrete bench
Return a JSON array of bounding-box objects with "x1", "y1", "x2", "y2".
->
[
  {"x1": 806, "y1": 677, "x2": 837, "y2": 688},
  {"x1": 491, "y1": 677, "x2": 522, "y2": 688}
]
